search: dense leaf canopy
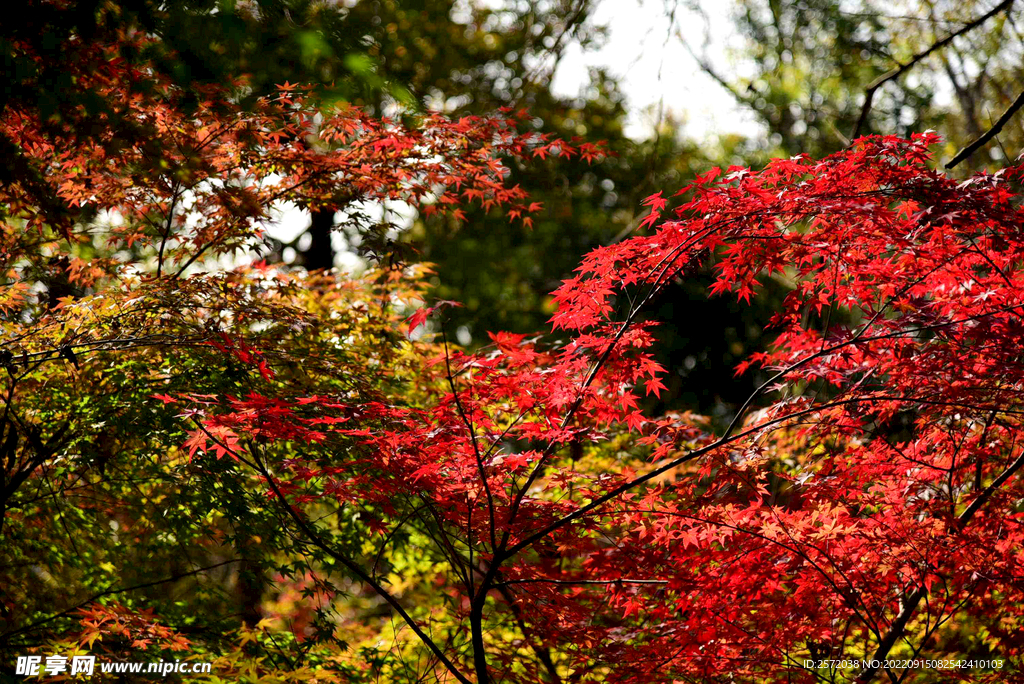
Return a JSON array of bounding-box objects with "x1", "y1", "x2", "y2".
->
[{"x1": 3, "y1": 1, "x2": 1024, "y2": 683}]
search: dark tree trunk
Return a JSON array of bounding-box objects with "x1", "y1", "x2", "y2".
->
[
  {"x1": 303, "y1": 209, "x2": 335, "y2": 271},
  {"x1": 237, "y1": 548, "x2": 265, "y2": 628}
]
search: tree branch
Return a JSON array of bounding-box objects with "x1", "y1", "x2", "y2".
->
[
  {"x1": 1, "y1": 559, "x2": 243, "y2": 644},
  {"x1": 856, "y1": 447, "x2": 1024, "y2": 682},
  {"x1": 946, "y1": 89, "x2": 1024, "y2": 168},
  {"x1": 852, "y1": 0, "x2": 1014, "y2": 139},
  {"x1": 195, "y1": 424, "x2": 473, "y2": 684}
]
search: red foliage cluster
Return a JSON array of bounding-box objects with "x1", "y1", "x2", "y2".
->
[{"x1": 2, "y1": 30, "x2": 600, "y2": 301}]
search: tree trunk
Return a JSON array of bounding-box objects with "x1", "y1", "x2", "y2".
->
[{"x1": 303, "y1": 209, "x2": 335, "y2": 271}]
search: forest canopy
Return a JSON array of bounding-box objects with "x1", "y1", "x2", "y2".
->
[{"x1": 2, "y1": 1, "x2": 1023, "y2": 683}]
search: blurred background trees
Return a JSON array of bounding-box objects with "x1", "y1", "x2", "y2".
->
[{"x1": 683, "y1": 0, "x2": 1023, "y2": 164}]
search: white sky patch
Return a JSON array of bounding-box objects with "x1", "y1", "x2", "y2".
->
[
  {"x1": 264, "y1": 200, "x2": 309, "y2": 244},
  {"x1": 550, "y1": 0, "x2": 763, "y2": 142}
]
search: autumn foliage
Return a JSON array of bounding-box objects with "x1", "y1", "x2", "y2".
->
[
  {"x1": 2, "y1": 10, "x2": 1023, "y2": 684},
  {"x1": 154, "y1": 132, "x2": 1023, "y2": 683}
]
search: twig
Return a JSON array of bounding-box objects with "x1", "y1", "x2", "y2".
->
[
  {"x1": 193, "y1": 423, "x2": 474, "y2": 684},
  {"x1": 2, "y1": 559, "x2": 243, "y2": 642},
  {"x1": 156, "y1": 183, "x2": 181, "y2": 278},
  {"x1": 851, "y1": 0, "x2": 1014, "y2": 139},
  {"x1": 855, "y1": 447, "x2": 1024, "y2": 682},
  {"x1": 946, "y1": 89, "x2": 1024, "y2": 168}
]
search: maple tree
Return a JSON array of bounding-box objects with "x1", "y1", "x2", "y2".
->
[{"x1": 3, "y1": 4, "x2": 1024, "y2": 683}]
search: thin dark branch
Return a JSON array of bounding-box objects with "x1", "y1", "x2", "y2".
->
[
  {"x1": 852, "y1": 0, "x2": 1014, "y2": 138},
  {"x1": 194, "y1": 423, "x2": 473, "y2": 684},
  {"x1": 496, "y1": 578, "x2": 668, "y2": 586},
  {"x1": 855, "y1": 446, "x2": 1024, "y2": 682},
  {"x1": 946, "y1": 89, "x2": 1024, "y2": 168},
  {"x1": 495, "y1": 582, "x2": 562, "y2": 684},
  {"x1": 501, "y1": 391, "x2": 1020, "y2": 561},
  {"x1": 441, "y1": 329, "x2": 497, "y2": 550},
  {"x1": 2, "y1": 559, "x2": 243, "y2": 643},
  {"x1": 156, "y1": 183, "x2": 181, "y2": 278}
]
